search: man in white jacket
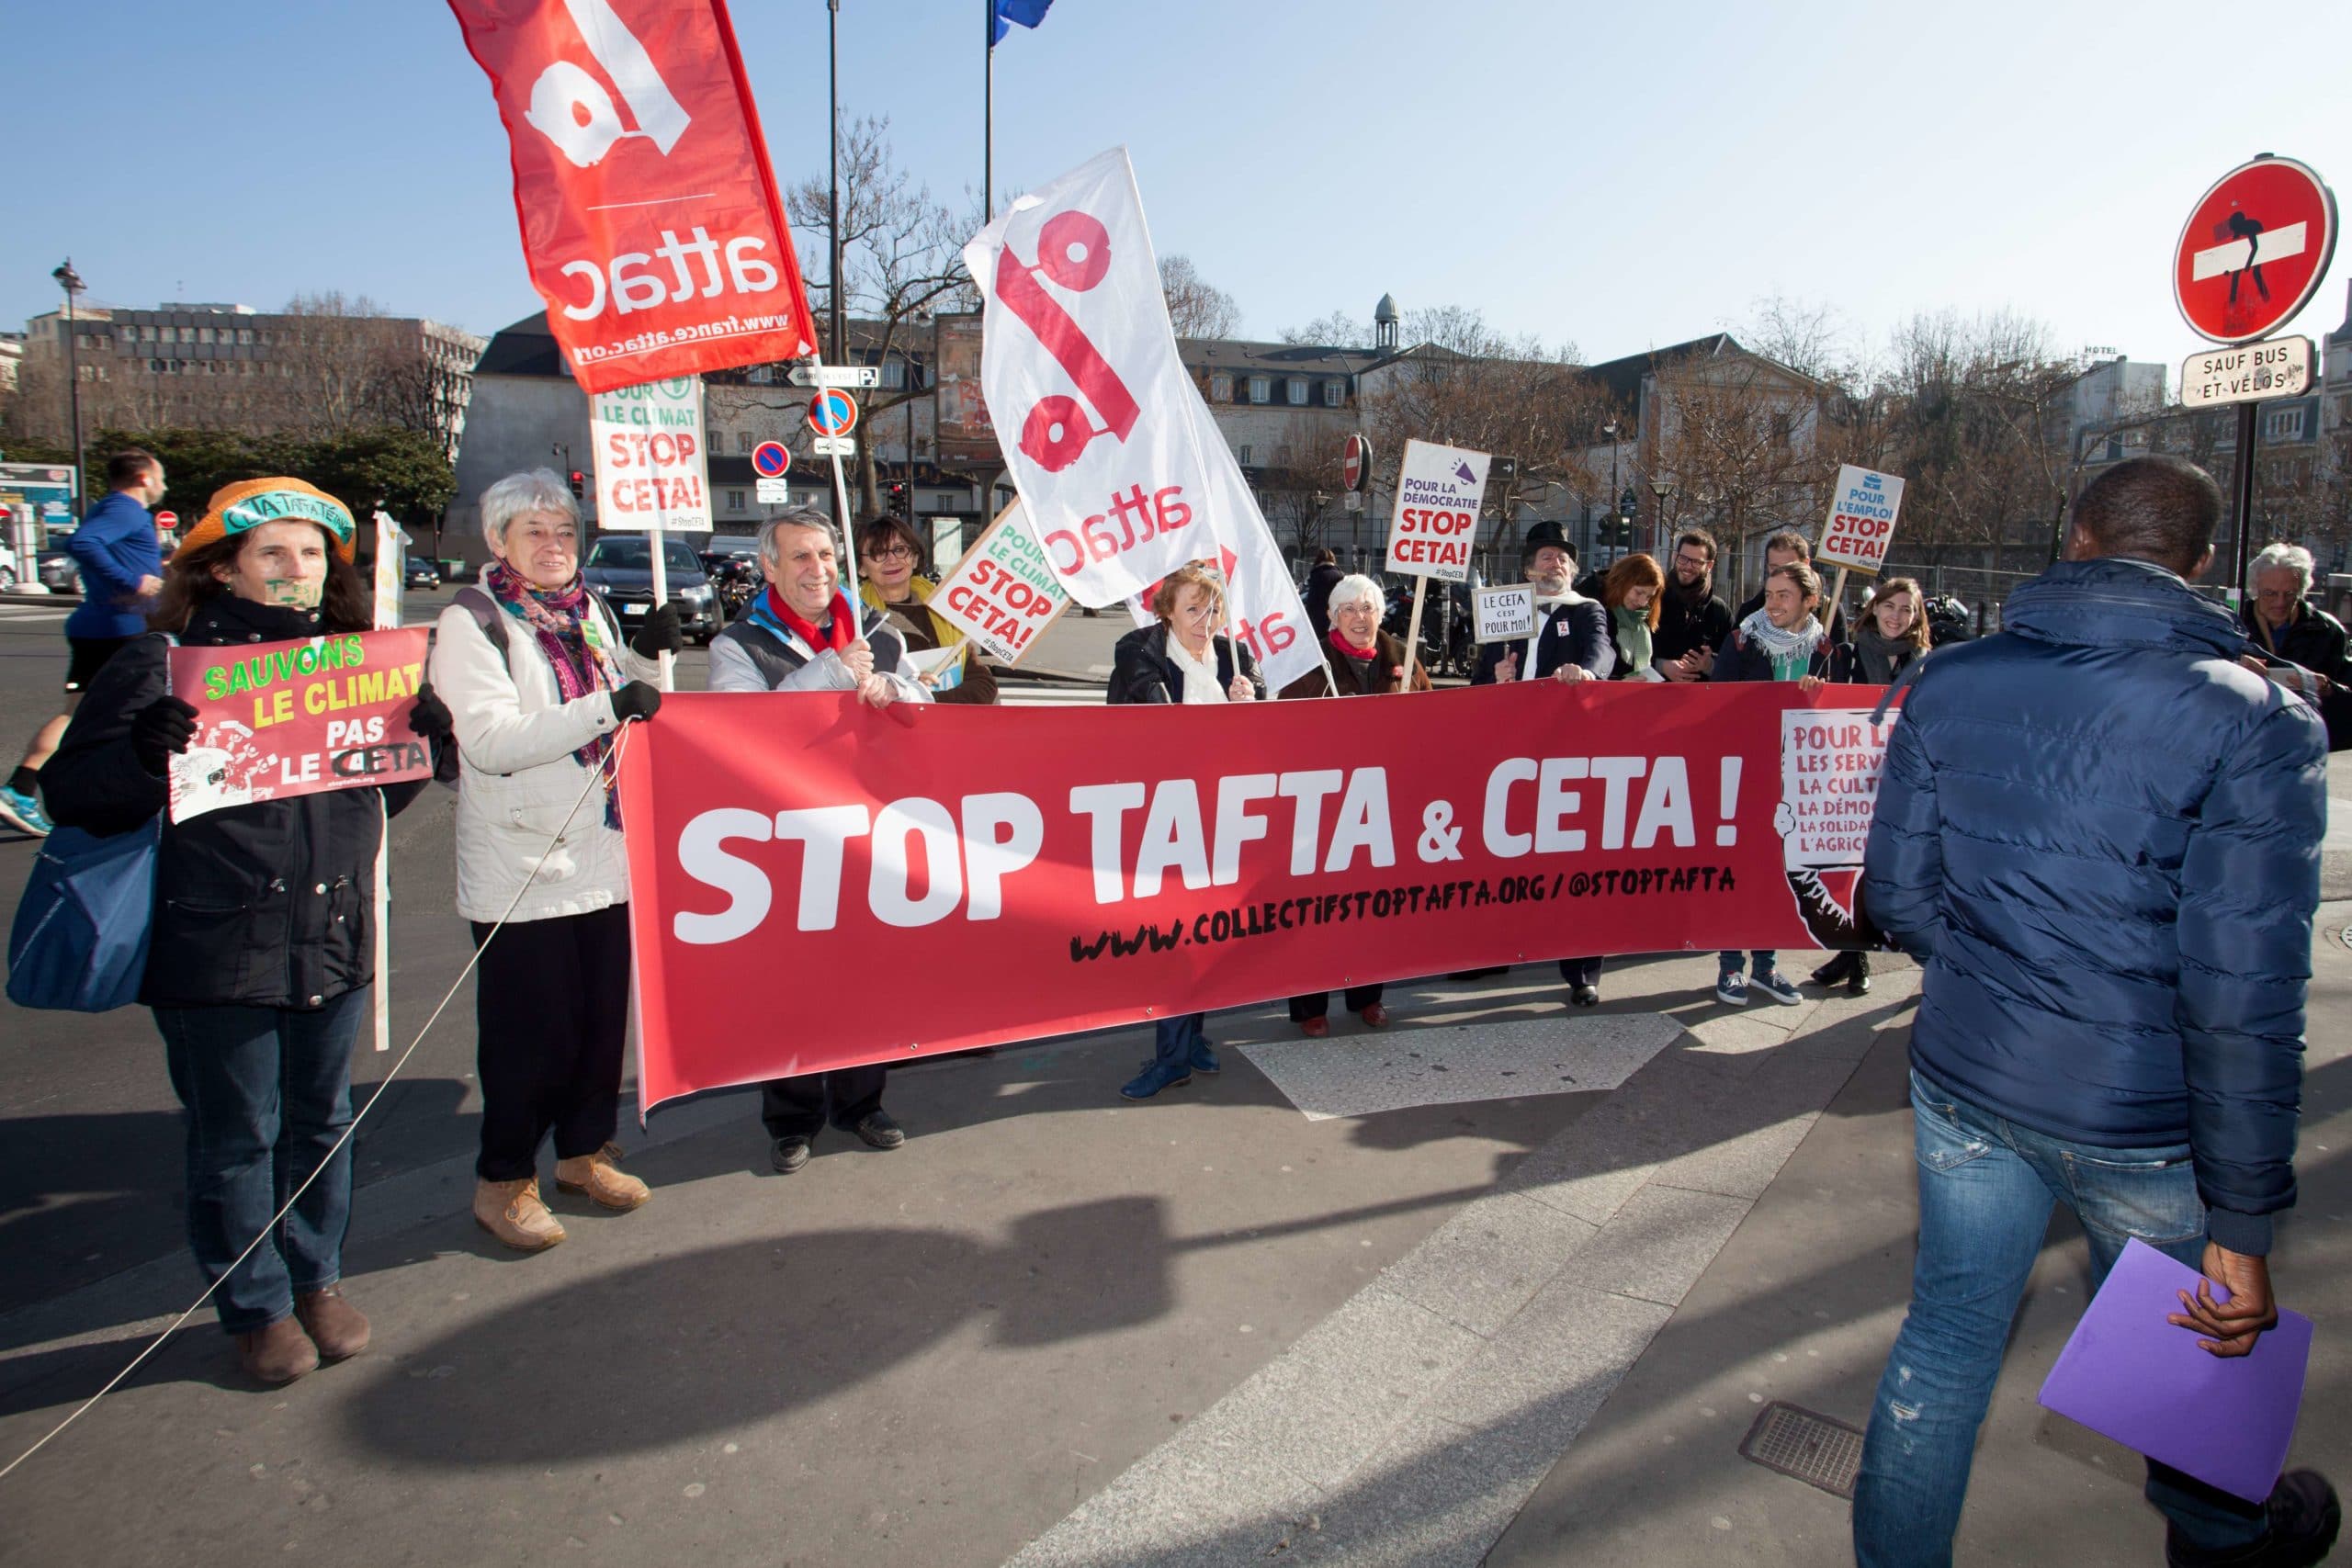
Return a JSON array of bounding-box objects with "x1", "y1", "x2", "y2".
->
[{"x1": 708, "y1": 507, "x2": 929, "y2": 1173}]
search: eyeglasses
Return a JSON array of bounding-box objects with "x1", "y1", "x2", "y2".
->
[{"x1": 863, "y1": 543, "x2": 915, "y2": 560}]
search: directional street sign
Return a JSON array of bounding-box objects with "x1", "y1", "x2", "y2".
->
[
  {"x1": 751, "y1": 440, "x2": 791, "y2": 478},
  {"x1": 808, "y1": 390, "x2": 861, "y2": 437},
  {"x1": 2173, "y1": 155, "x2": 2337, "y2": 344},
  {"x1": 788, "y1": 365, "x2": 882, "y2": 389},
  {"x1": 2180, "y1": 336, "x2": 2313, "y2": 409},
  {"x1": 811, "y1": 435, "x2": 857, "y2": 457}
]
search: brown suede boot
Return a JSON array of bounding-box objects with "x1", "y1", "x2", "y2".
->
[
  {"x1": 554, "y1": 1142, "x2": 650, "y2": 1212},
  {"x1": 295, "y1": 1285, "x2": 370, "y2": 1360},
  {"x1": 473, "y1": 1176, "x2": 566, "y2": 1251},
  {"x1": 237, "y1": 1316, "x2": 320, "y2": 1386}
]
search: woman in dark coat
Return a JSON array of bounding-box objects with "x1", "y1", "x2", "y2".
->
[
  {"x1": 1814, "y1": 575, "x2": 1931, "y2": 996},
  {"x1": 1707, "y1": 559, "x2": 1828, "y2": 1008},
  {"x1": 41, "y1": 478, "x2": 451, "y2": 1387},
  {"x1": 853, "y1": 513, "x2": 1000, "y2": 705},
  {"x1": 1109, "y1": 565, "x2": 1264, "y2": 1099},
  {"x1": 1279, "y1": 572, "x2": 1430, "y2": 1033}
]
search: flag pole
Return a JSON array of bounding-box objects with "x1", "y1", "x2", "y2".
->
[{"x1": 983, "y1": 0, "x2": 994, "y2": 222}]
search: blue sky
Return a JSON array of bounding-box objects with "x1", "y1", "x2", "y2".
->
[{"x1": 10, "y1": 0, "x2": 2351, "y2": 376}]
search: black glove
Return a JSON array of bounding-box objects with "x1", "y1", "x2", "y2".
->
[
  {"x1": 629, "y1": 602, "x2": 685, "y2": 659},
  {"x1": 612, "y1": 680, "x2": 662, "y2": 723},
  {"x1": 406, "y1": 682, "x2": 456, "y2": 746},
  {"x1": 130, "y1": 696, "x2": 199, "y2": 778}
]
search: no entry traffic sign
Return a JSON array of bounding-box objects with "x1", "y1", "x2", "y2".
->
[
  {"x1": 2174, "y1": 155, "x2": 2337, "y2": 345},
  {"x1": 1342, "y1": 433, "x2": 1371, "y2": 491},
  {"x1": 751, "y1": 440, "x2": 791, "y2": 478},
  {"x1": 807, "y1": 390, "x2": 860, "y2": 437}
]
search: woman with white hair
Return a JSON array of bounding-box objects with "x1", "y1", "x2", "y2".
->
[
  {"x1": 1279, "y1": 571, "x2": 1429, "y2": 1034},
  {"x1": 430, "y1": 468, "x2": 679, "y2": 1252}
]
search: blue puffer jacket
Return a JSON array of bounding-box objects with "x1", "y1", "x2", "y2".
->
[{"x1": 1862, "y1": 557, "x2": 2324, "y2": 1255}]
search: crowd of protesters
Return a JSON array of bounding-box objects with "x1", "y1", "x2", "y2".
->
[{"x1": 1, "y1": 457, "x2": 2341, "y2": 1568}]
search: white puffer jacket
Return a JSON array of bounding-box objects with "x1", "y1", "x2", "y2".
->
[{"x1": 429, "y1": 596, "x2": 658, "y2": 924}]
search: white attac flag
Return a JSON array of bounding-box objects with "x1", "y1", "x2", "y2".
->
[{"x1": 965, "y1": 146, "x2": 1231, "y2": 608}]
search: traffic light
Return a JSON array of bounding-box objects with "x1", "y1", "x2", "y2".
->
[
  {"x1": 887, "y1": 481, "x2": 908, "y2": 509},
  {"x1": 568, "y1": 469, "x2": 585, "y2": 500}
]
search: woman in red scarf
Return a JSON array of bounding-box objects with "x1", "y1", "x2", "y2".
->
[{"x1": 1277, "y1": 573, "x2": 1430, "y2": 1035}]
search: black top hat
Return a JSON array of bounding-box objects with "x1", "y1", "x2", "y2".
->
[{"x1": 1521, "y1": 520, "x2": 1575, "y2": 561}]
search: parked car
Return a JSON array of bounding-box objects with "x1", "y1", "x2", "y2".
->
[
  {"x1": 403, "y1": 558, "x2": 443, "y2": 590},
  {"x1": 581, "y1": 534, "x2": 720, "y2": 644},
  {"x1": 0, "y1": 540, "x2": 17, "y2": 592},
  {"x1": 39, "y1": 550, "x2": 79, "y2": 592}
]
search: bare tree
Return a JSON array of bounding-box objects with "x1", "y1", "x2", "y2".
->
[
  {"x1": 1159, "y1": 254, "x2": 1242, "y2": 339},
  {"x1": 786, "y1": 115, "x2": 971, "y2": 515},
  {"x1": 1645, "y1": 346, "x2": 1833, "y2": 603},
  {"x1": 1279, "y1": 310, "x2": 1371, "y2": 348}
]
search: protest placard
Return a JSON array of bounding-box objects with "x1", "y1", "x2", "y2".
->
[
  {"x1": 1387, "y1": 439, "x2": 1489, "y2": 583},
  {"x1": 1816, "y1": 464, "x2": 1905, "y2": 575},
  {"x1": 166, "y1": 628, "x2": 433, "y2": 823},
  {"x1": 590, "y1": 376, "x2": 710, "y2": 532},
  {"x1": 1776, "y1": 708, "x2": 1896, "y2": 867},
  {"x1": 928, "y1": 501, "x2": 1070, "y2": 664},
  {"x1": 1473, "y1": 583, "x2": 1536, "y2": 643}
]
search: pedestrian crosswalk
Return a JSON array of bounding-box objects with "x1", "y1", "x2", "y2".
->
[{"x1": 996, "y1": 678, "x2": 1106, "y2": 708}]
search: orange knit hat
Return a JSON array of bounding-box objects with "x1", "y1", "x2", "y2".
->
[{"x1": 173, "y1": 477, "x2": 357, "y2": 564}]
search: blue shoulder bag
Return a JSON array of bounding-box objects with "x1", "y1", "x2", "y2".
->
[{"x1": 7, "y1": 817, "x2": 160, "y2": 1011}]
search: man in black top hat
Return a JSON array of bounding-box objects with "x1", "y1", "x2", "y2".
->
[{"x1": 1472, "y1": 521, "x2": 1611, "y2": 686}]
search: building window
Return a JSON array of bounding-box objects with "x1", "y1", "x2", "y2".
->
[
  {"x1": 727, "y1": 490, "x2": 746, "y2": 512},
  {"x1": 1209, "y1": 372, "x2": 1233, "y2": 401},
  {"x1": 198, "y1": 327, "x2": 214, "y2": 344},
  {"x1": 1238, "y1": 444, "x2": 1253, "y2": 467},
  {"x1": 1287, "y1": 378, "x2": 1307, "y2": 405},
  {"x1": 736, "y1": 431, "x2": 753, "y2": 452},
  {"x1": 1322, "y1": 379, "x2": 1344, "y2": 407},
  {"x1": 915, "y1": 436, "x2": 931, "y2": 456},
  {"x1": 1249, "y1": 376, "x2": 1270, "y2": 404},
  {"x1": 237, "y1": 328, "x2": 254, "y2": 344},
  {"x1": 883, "y1": 359, "x2": 906, "y2": 389},
  {"x1": 749, "y1": 365, "x2": 772, "y2": 384},
  {"x1": 2263, "y1": 407, "x2": 2306, "y2": 442}
]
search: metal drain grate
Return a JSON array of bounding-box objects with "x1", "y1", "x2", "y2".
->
[{"x1": 1738, "y1": 1401, "x2": 1865, "y2": 1499}]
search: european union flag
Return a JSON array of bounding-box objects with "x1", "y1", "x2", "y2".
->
[{"x1": 990, "y1": 0, "x2": 1053, "y2": 46}]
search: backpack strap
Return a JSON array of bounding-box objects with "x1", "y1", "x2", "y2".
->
[{"x1": 451, "y1": 585, "x2": 511, "y2": 660}]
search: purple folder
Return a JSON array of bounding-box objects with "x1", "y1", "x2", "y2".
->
[{"x1": 2038, "y1": 1237, "x2": 2313, "y2": 1504}]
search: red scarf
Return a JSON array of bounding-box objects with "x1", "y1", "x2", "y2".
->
[
  {"x1": 763, "y1": 586, "x2": 855, "y2": 653},
  {"x1": 1329, "y1": 626, "x2": 1379, "y2": 660}
]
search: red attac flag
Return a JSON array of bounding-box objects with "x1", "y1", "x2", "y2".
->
[{"x1": 449, "y1": 0, "x2": 817, "y2": 391}]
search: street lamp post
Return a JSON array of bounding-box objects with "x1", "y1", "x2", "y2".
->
[
  {"x1": 1648, "y1": 479, "x2": 1674, "y2": 556},
  {"x1": 1603, "y1": 418, "x2": 1621, "y2": 547},
  {"x1": 51, "y1": 259, "x2": 85, "y2": 520}
]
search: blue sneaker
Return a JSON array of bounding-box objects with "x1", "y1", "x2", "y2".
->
[
  {"x1": 1119, "y1": 1059, "x2": 1193, "y2": 1100},
  {"x1": 0, "y1": 784, "x2": 52, "y2": 837},
  {"x1": 1751, "y1": 968, "x2": 1804, "y2": 1006},
  {"x1": 1713, "y1": 970, "x2": 1748, "y2": 1007}
]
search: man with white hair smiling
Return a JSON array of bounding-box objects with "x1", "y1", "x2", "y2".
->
[
  {"x1": 707, "y1": 505, "x2": 929, "y2": 1172},
  {"x1": 2240, "y1": 540, "x2": 2352, "y2": 703}
]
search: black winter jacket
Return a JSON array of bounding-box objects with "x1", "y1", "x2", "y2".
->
[
  {"x1": 41, "y1": 595, "x2": 427, "y2": 1011},
  {"x1": 1106, "y1": 623, "x2": 1265, "y2": 705}
]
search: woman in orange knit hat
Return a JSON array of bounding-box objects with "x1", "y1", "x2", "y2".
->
[{"x1": 41, "y1": 478, "x2": 454, "y2": 1387}]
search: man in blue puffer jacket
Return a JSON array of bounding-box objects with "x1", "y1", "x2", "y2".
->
[{"x1": 1852, "y1": 457, "x2": 2336, "y2": 1568}]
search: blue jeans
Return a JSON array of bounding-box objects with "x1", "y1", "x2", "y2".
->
[
  {"x1": 156, "y1": 991, "x2": 367, "y2": 1335},
  {"x1": 1853, "y1": 1069, "x2": 2269, "y2": 1564},
  {"x1": 1153, "y1": 1012, "x2": 1206, "y2": 1066},
  {"x1": 1718, "y1": 949, "x2": 1777, "y2": 976}
]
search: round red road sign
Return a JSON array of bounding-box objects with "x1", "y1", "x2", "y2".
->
[
  {"x1": 807, "y1": 390, "x2": 860, "y2": 437},
  {"x1": 154, "y1": 510, "x2": 179, "y2": 529},
  {"x1": 1342, "y1": 433, "x2": 1370, "y2": 491},
  {"x1": 2173, "y1": 155, "x2": 2337, "y2": 345}
]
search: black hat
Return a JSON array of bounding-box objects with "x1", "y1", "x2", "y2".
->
[{"x1": 1521, "y1": 520, "x2": 1575, "y2": 562}]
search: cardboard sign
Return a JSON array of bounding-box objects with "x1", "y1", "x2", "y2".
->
[
  {"x1": 928, "y1": 501, "x2": 1071, "y2": 664},
  {"x1": 167, "y1": 629, "x2": 433, "y2": 823},
  {"x1": 592, "y1": 376, "x2": 710, "y2": 530},
  {"x1": 1815, "y1": 464, "x2": 1905, "y2": 575},
  {"x1": 447, "y1": 0, "x2": 818, "y2": 391},
  {"x1": 1777, "y1": 709, "x2": 1895, "y2": 868},
  {"x1": 1473, "y1": 583, "x2": 1537, "y2": 643},
  {"x1": 1387, "y1": 438, "x2": 1490, "y2": 582}
]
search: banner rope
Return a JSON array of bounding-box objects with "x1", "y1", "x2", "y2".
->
[{"x1": 0, "y1": 721, "x2": 639, "y2": 1483}]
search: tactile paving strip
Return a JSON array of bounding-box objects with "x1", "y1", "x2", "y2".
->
[{"x1": 1739, "y1": 1400, "x2": 1865, "y2": 1498}]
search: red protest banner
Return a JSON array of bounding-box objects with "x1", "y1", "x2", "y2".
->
[
  {"x1": 166, "y1": 629, "x2": 434, "y2": 823},
  {"x1": 616, "y1": 682, "x2": 1899, "y2": 1111},
  {"x1": 448, "y1": 0, "x2": 817, "y2": 392}
]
